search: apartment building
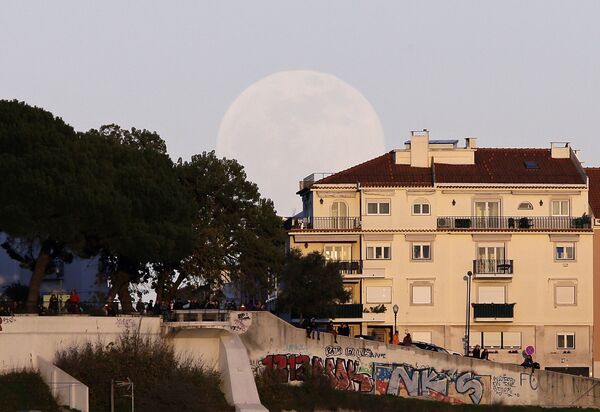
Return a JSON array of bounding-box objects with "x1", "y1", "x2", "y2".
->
[{"x1": 289, "y1": 131, "x2": 594, "y2": 376}]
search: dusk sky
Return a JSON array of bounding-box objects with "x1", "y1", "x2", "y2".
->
[{"x1": 1, "y1": 1, "x2": 599, "y2": 214}]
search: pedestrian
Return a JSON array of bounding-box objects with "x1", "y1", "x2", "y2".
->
[
  {"x1": 402, "y1": 332, "x2": 412, "y2": 346},
  {"x1": 69, "y1": 289, "x2": 80, "y2": 313},
  {"x1": 301, "y1": 316, "x2": 311, "y2": 338},
  {"x1": 392, "y1": 331, "x2": 400, "y2": 345},
  {"x1": 326, "y1": 321, "x2": 338, "y2": 343},
  {"x1": 481, "y1": 348, "x2": 489, "y2": 360},
  {"x1": 472, "y1": 344, "x2": 481, "y2": 359},
  {"x1": 135, "y1": 300, "x2": 145, "y2": 314},
  {"x1": 310, "y1": 318, "x2": 320, "y2": 340}
]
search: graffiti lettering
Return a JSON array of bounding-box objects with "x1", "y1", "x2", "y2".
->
[
  {"x1": 116, "y1": 318, "x2": 136, "y2": 329},
  {"x1": 375, "y1": 364, "x2": 489, "y2": 405},
  {"x1": 325, "y1": 345, "x2": 342, "y2": 356},
  {"x1": 0, "y1": 316, "x2": 16, "y2": 331},
  {"x1": 229, "y1": 311, "x2": 252, "y2": 334},
  {"x1": 345, "y1": 347, "x2": 386, "y2": 359},
  {"x1": 261, "y1": 354, "x2": 373, "y2": 392},
  {"x1": 520, "y1": 372, "x2": 538, "y2": 391},
  {"x1": 492, "y1": 375, "x2": 518, "y2": 398}
]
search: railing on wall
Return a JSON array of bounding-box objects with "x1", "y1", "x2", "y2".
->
[
  {"x1": 473, "y1": 259, "x2": 514, "y2": 275},
  {"x1": 437, "y1": 216, "x2": 591, "y2": 230},
  {"x1": 333, "y1": 304, "x2": 363, "y2": 319},
  {"x1": 337, "y1": 260, "x2": 362, "y2": 275},
  {"x1": 473, "y1": 303, "x2": 515, "y2": 319},
  {"x1": 292, "y1": 217, "x2": 361, "y2": 230}
]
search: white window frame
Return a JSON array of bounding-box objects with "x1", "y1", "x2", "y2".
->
[
  {"x1": 412, "y1": 199, "x2": 431, "y2": 216},
  {"x1": 557, "y1": 332, "x2": 575, "y2": 350},
  {"x1": 366, "y1": 200, "x2": 391, "y2": 215},
  {"x1": 323, "y1": 244, "x2": 352, "y2": 261},
  {"x1": 477, "y1": 285, "x2": 506, "y2": 304},
  {"x1": 554, "y1": 284, "x2": 577, "y2": 306},
  {"x1": 410, "y1": 331, "x2": 432, "y2": 343},
  {"x1": 366, "y1": 245, "x2": 391, "y2": 260},
  {"x1": 366, "y1": 286, "x2": 392, "y2": 304},
  {"x1": 551, "y1": 200, "x2": 570, "y2": 216},
  {"x1": 411, "y1": 242, "x2": 432, "y2": 261},
  {"x1": 555, "y1": 242, "x2": 575, "y2": 261},
  {"x1": 410, "y1": 283, "x2": 433, "y2": 306},
  {"x1": 482, "y1": 331, "x2": 502, "y2": 348}
]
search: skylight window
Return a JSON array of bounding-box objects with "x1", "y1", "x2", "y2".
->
[{"x1": 524, "y1": 161, "x2": 539, "y2": 169}]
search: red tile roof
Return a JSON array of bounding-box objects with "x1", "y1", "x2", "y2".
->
[
  {"x1": 315, "y1": 148, "x2": 586, "y2": 187},
  {"x1": 585, "y1": 168, "x2": 600, "y2": 216}
]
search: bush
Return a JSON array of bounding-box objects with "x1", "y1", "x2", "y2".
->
[
  {"x1": 0, "y1": 370, "x2": 60, "y2": 412},
  {"x1": 55, "y1": 329, "x2": 233, "y2": 412}
]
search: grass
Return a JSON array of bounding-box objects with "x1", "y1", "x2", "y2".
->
[
  {"x1": 55, "y1": 329, "x2": 233, "y2": 412},
  {"x1": 255, "y1": 368, "x2": 596, "y2": 412},
  {"x1": 0, "y1": 370, "x2": 61, "y2": 412}
]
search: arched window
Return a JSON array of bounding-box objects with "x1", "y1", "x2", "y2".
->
[
  {"x1": 412, "y1": 199, "x2": 431, "y2": 215},
  {"x1": 518, "y1": 202, "x2": 534, "y2": 211}
]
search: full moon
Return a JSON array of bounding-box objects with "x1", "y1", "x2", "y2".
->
[{"x1": 216, "y1": 70, "x2": 386, "y2": 216}]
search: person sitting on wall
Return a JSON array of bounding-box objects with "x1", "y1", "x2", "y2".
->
[
  {"x1": 481, "y1": 348, "x2": 489, "y2": 360},
  {"x1": 326, "y1": 320, "x2": 338, "y2": 343},
  {"x1": 310, "y1": 318, "x2": 320, "y2": 340},
  {"x1": 402, "y1": 332, "x2": 412, "y2": 346},
  {"x1": 392, "y1": 331, "x2": 400, "y2": 345},
  {"x1": 69, "y1": 289, "x2": 81, "y2": 313},
  {"x1": 472, "y1": 344, "x2": 481, "y2": 358},
  {"x1": 521, "y1": 351, "x2": 540, "y2": 372}
]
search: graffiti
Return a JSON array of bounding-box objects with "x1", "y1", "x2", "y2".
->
[
  {"x1": 116, "y1": 317, "x2": 136, "y2": 329},
  {"x1": 345, "y1": 347, "x2": 386, "y2": 359},
  {"x1": 261, "y1": 354, "x2": 374, "y2": 393},
  {"x1": 229, "y1": 312, "x2": 252, "y2": 334},
  {"x1": 0, "y1": 315, "x2": 16, "y2": 332},
  {"x1": 374, "y1": 363, "x2": 490, "y2": 405},
  {"x1": 520, "y1": 372, "x2": 538, "y2": 391},
  {"x1": 325, "y1": 345, "x2": 342, "y2": 356},
  {"x1": 492, "y1": 375, "x2": 519, "y2": 398}
]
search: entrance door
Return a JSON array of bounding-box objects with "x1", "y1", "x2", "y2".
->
[
  {"x1": 331, "y1": 201, "x2": 348, "y2": 229},
  {"x1": 475, "y1": 201, "x2": 500, "y2": 228}
]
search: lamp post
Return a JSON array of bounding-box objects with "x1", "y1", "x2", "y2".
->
[
  {"x1": 392, "y1": 304, "x2": 399, "y2": 337},
  {"x1": 463, "y1": 271, "x2": 473, "y2": 356}
]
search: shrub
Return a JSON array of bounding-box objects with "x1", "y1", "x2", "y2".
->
[
  {"x1": 0, "y1": 370, "x2": 60, "y2": 412},
  {"x1": 55, "y1": 329, "x2": 233, "y2": 412}
]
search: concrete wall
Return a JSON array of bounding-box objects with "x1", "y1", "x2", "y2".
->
[
  {"x1": 241, "y1": 312, "x2": 600, "y2": 408},
  {"x1": 38, "y1": 356, "x2": 89, "y2": 412}
]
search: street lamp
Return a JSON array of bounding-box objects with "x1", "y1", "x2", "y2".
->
[
  {"x1": 392, "y1": 304, "x2": 399, "y2": 337},
  {"x1": 463, "y1": 271, "x2": 473, "y2": 356}
]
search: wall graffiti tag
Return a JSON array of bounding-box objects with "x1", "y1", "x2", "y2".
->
[
  {"x1": 493, "y1": 375, "x2": 519, "y2": 398},
  {"x1": 0, "y1": 316, "x2": 16, "y2": 332},
  {"x1": 261, "y1": 354, "x2": 374, "y2": 393},
  {"x1": 230, "y1": 312, "x2": 252, "y2": 334},
  {"x1": 325, "y1": 345, "x2": 386, "y2": 359},
  {"x1": 374, "y1": 363, "x2": 490, "y2": 405},
  {"x1": 116, "y1": 317, "x2": 136, "y2": 329}
]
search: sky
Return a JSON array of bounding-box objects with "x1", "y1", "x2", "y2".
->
[{"x1": 1, "y1": 1, "x2": 599, "y2": 214}]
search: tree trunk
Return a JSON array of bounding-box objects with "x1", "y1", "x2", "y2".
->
[
  {"x1": 26, "y1": 242, "x2": 52, "y2": 313},
  {"x1": 106, "y1": 270, "x2": 129, "y2": 303},
  {"x1": 118, "y1": 281, "x2": 134, "y2": 313}
]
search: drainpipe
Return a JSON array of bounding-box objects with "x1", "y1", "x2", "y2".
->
[{"x1": 357, "y1": 180, "x2": 363, "y2": 335}]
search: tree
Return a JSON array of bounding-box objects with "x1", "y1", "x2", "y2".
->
[
  {"x1": 153, "y1": 151, "x2": 286, "y2": 305},
  {"x1": 277, "y1": 249, "x2": 349, "y2": 318}
]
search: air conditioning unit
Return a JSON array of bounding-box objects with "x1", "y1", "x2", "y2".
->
[{"x1": 437, "y1": 217, "x2": 451, "y2": 228}]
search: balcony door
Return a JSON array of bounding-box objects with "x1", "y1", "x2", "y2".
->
[
  {"x1": 475, "y1": 201, "x2": 500, "y2": 228},
  {"x1": 477, "y1": 245, "x2": 505, "y2": 273},
  {"x1": 331, "y1": 201, "x2": 348, "y2": 229}
]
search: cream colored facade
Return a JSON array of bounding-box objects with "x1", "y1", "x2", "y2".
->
[{"x1": 290, "y1": 132, "x2": 594, "y2": 376}]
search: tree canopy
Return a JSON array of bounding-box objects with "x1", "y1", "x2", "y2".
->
[{"x1": 277, "y1": 249, "x2": 349, "y2": 318}]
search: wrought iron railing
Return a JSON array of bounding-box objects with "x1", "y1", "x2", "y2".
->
[
  {"x1": 473, "y1": 259, "x2": 514, "y2": 275},
  {"x1": 437, "y1": 216, "x2": 590, "y2": 230},
  {"x1": 473, "y1": 303, "x2": 515, "y2": 319},
  {"x1": 293, "y1": 217, "x2": 361, "y2": 230},
  {"x1": 337, "y1": 260, "x2": 362, "y2": 275},
  {"x1": 333, "y1": 304, "x2": 363, "y2": 319}
]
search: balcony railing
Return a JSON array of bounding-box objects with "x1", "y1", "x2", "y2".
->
[
  {"x1": 337, "y1": 260, "x2": 363, "y2": 275},
  {"x1": 437, "y1": 216, "x2": 591, "y2": 230},
  {"x1": 473, "y1": 303, "x2": 515, "y2": 319},
  {"x1": 291, "y1": 217, "x2": 361, "y2": 230},
  {"x1": 333, "y1": 304, "x2": 363, "y2": 319},
  {"x1": 473, "y1": 259, "x2": 513, "y2": 275}
]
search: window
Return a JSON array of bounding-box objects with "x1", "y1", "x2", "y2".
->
[
  {"x1": 412, "y1": 243, "x2": 431, "y2": 260},
  {"x1": 483, "y1": 332, "x2": 502, "y2": 348},
  {"x1": 551, "y1": 200, "x2": 569, "y2": 216},
  {"x1": 366, "y1": 245, "x2": 391, "y2": 260},
  {"x1": 470, "y1": 331, "x2": 522, "y2": 349},
  {"x1": 366, "y1": 286, "x2": 392, "y2": 303},
  {"x1": 518, "y1": 202, "x2": 534, "y2": 210},
  {"x1": 524, "y1": 161, "x2": 539, "y2": 169},
  {"x1": 411, "y1": 331, "x2": 432, "y2": 343},
  {"x1": 412, "y1": 200, "x2": 431, "y2": 215},
  {"x1": 555, "y1": 284, "x2": 576, "y2": 306},
  {"x1": 557, "y1": 332, "x2": 575, "y2": 349},
  {"x1": 478, "y1": 286, "x2": 506, "y2": 303},
  {"x1": 344, "y1": 283, "x2": 359, "y2": 304},
  {"x1": 411, "y1": 283, "x2": 433, "y2": 305},
  {"x1": 324, "y1": 245, "x2": 351, "y2": 261},
  {"x1": 366, "y1": 200, "x2": 390, "y2": 215},
  {"x1": 555, "y1": 243, "x2": 575, "y2": 260}
]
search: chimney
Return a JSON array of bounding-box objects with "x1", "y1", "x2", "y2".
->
[
  {"x1": 551, "y1": 142, "x2": 570, "y2": 159},
  {"x1": 465, "y1": 137, "x2": 477, "y2": 149},
  {"x1": 410, "y1": 130, "x2": 429, "y2": 167}
]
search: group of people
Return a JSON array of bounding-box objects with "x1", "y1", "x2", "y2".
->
[
  {"x1": 392, "y1": 331, "x2": 414, "y2": 346},
  {"x1": 471, "y1": 344, "x2": 490, "y2": 360},
  {"x1": 44, "y1": 289, "x2": 81, "y2": 315}
]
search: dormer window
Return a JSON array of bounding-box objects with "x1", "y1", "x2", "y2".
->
[
  {"x1": 524, "y1": 161, "x2": 539, "y2": 169},
  {"x1": 518, "y1": 202, "x2": 534, "y2": 211}
]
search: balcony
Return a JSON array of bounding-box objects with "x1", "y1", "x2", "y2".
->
[
  {"x1": 437, "y1": 216, "x2": 591, "y2": 231},
  {"x1": 333, "y1": 304, "x2": 363, "y2": 319},
  {"x1": 473, "y1": 259, "x2": 513, "y2": 278},
  {"x1": 473, "y1": 303, "x2": 515, "y2": 321},
  {"x1": 291, "y1": 217, "x2": 361, "y2": 230},
  {"x1": 337, "y1": 260, "x2": 363, "y2": 275}
]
